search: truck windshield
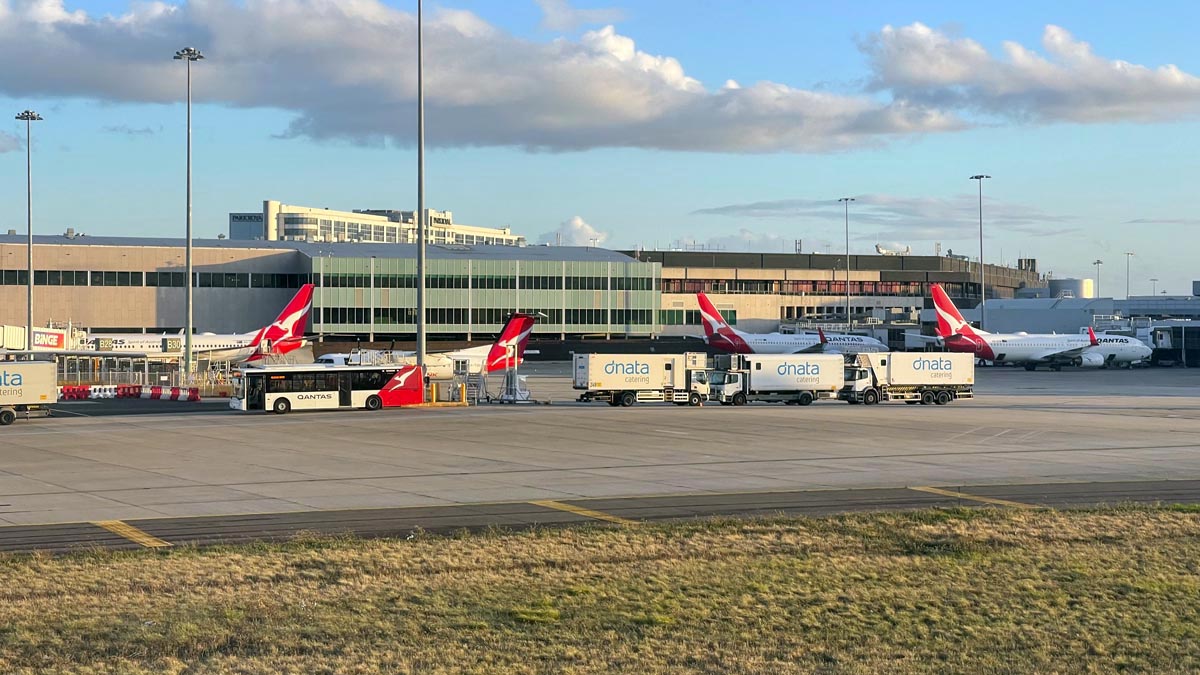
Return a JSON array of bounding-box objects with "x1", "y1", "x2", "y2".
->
[
  {"x1": 710, "y1": 371, "x2": 727, "y2": 385},
  {"x1": 844, "y1": 367, "x2": 859, "y2": 381}
]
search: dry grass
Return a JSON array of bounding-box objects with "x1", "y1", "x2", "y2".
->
[{"x1": 1, "y1": 507, "x2": 1199, "y2": 673}]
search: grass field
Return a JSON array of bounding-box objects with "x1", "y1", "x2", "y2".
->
[{"x1": 2, "y1": 507, "x2": 1199, "y2": 674}]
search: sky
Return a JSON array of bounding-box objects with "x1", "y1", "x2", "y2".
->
[{"x1": 0, "y1": 0, "x2": 1198, "y2": 297}]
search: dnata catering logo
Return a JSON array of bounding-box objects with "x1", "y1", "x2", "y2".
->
[
  {"x1": 605, "y1": 361, "x2": 650, "y2": 375},
  {"x1": 913, "y1": 357, "x2": 954, "y2": 371},
  {"x1": 778, "y1": 363, "x2": 820, "y2": 376},
  {"x1": 0, "y1": 371, "x2": 23, "y2": 386}
]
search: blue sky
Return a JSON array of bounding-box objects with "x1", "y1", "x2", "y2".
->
[{"x1": 1, "y1": 0, "x2": 1198, "y2": 297}]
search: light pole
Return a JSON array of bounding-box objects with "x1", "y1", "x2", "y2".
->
[
  {"x1": 16, "y1": 110, "x2": 42, "y2": 351},
  {"x1": 415, "y1": 0, "x2": 427, "y2": 368},
  {"x1": 969, "y1": 175, "x2": 990, "y2": 330},
  {"x1": 838, "y1": 197, "x2": 854, "y2": 327},
  {"x1": 174, "y1": 46, "x2": 203, "y2": 377},
  {"x1": 1150, "y1": 278, "x2": 1158, "y2": 297},
  {"x1": 1124, "y1": 251, "x2": 1134, "y2": 300},
  {"x1": 1093, "y1": 259, "x2": 1103, "y2": 298}
]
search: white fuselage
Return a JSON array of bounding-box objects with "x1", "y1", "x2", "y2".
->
[
  {"x1": 1088, "y1": 335, "x2": 1154, "y2": 365},
  {"x1": 83, "y1": 332, "x2": 262, "y2": 362},
  {"x1": 967, "y1": 333, "x2": 1150, "y2": 366},
  {"x1": 735, "y1": 330, "x2": 886, "y2": 355}
]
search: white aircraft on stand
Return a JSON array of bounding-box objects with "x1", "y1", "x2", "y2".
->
[
  {"x1": 697, "y1": 293, "x2": 887, "y2": 355},
  {"x1": 923, "y1": 284, "x2": 1151, "y2": 370}
]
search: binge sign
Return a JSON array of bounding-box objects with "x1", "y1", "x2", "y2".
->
[{"x1": 31, "y1": 329, "x2": 66, "y2": 350}]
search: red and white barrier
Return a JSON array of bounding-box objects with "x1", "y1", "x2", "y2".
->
[{"x1": 55, "y1": 384, "x2": 198, "y2": 402}]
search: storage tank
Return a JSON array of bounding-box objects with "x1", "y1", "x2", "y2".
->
[{"x1": 1049, "y1": 278, "x2": 1093, "y2": 299}]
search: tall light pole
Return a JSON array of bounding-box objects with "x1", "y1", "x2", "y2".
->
[
  {"x1": 969, "y1": 175, "x2": 990, "y2": 330},
  {"x1": 1150, "y1": 278, "x2": 1159, "y2": 296},
  {"x1": 1093, "y1": 259, "x2": 1103, "y2": 298},
  {"x1": 16, "y1": 110, "x2": 42, "y2": 351},
  {"x1": 175, "y1": 46, "x2": 203, "y2": 377},
  {"x1": 1124, "y1": 251, "x2": 1134, "y2": 300},
  {"x1": 415, "y1": 0, "x2": 427, "y2": 368},
  {"x1": 838, "y1": 197, "x2": 854, "y2": 327}
]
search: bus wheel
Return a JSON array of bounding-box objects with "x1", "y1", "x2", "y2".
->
[
  {"x1": 0, "y1": 408, "x2": 15, "y2": 426},
  {"x1": 935, "y1": 391, "x2": 952, "y2": 405},
  {"x1": 732, "y1": 393, "x2": 747, "y2": 406},
  {"x1": 273, "y1": 398, "x2": 291, "y2": 415},
  {"x1": 619, "y1": 391, "x2": 636, "y2": 407},
  {"x1": 863, "y1": 389, "x2": 880, "y2": 405},
  {"x1": 365, "y1": 395, "x2": 382, "y2": 411},
  {"x1": 798, "y1": 392, "x2": 814, "y2": 406}
]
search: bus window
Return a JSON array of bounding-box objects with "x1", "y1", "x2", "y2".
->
[{"x1": 267, "y1": 374, "x2": 291, "y2": 393}]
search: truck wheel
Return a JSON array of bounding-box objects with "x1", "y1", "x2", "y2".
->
[
  {"x1": 688, "y1": 392, "x2": 702, "y2": 407},
  {"x1": 0, "y1": 408, "x2": 15, "y2": 426},
  {"x1": 365, "y1": 395, "x2": 382, "y2": 411},
  {"x1": 920, "y1": 390, "x2": 936, "y2": 405},
  {"x1": 619, "y1": 391, "x2": 636, "y2": 407},
  {"x1": 607, "y1": 399, "x2": 621, "y2": 406},
  {"x1": 863, "y1": 389, "x2": 880, "y2": 405},
  {"x1": 935, "y1": 391, "x2": 952, "y2": 405},
  {"x1": 798, "y1": 392, "x2": 813, "y2": 406},
  {"x1": 273, "y1": 398, "x2": 291, "y2": 414},
  {"x1": 732, "y1": 393, "x2": 747, "y2": 406}
]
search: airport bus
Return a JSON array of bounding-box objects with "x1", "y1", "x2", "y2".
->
[{"x1": 230, "y1": 364, "x2": 425, "y2": 414}]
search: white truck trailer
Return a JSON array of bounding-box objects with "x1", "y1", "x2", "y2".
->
[
  {"x1": 0, "y1": 360, "x2": 56, "y2": 426},
  {"x1": 574, "y1": 352, "x2": 710, "y2": 406},
  {"x1": 709, "y1": 353, "x2": 844, "y2": 406},
  {"x1": 840, "y1": 352, "x2": 974, "y2": 405}
]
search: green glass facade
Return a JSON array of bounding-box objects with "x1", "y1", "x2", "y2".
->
[{"x1": 310, "y1": 254, "x2": 660, "y2": 338}]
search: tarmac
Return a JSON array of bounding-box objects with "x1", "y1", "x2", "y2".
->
[{"x1": 1, "y1": 364, "x2": 1199, "y2": 552}]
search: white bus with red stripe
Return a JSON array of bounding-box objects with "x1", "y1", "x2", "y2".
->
[{"x1": 230, "y1": 364, "x2": 424, "y2": 414}]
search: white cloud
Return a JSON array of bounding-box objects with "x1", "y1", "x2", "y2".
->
[
  {"x1": 0, "y1": 131, "x2": 19, "y2": 153},
  {"x1": 0, "y1": 5, "x2": 1193, "y2": 153},
  {"x1": 862, "y1": 22, "x2": 1200, "y2": 123},
  {"x1": 538, "y1": 215, "x2": 608, "y2": 246},
  {"x1": 535, "y1": 0, "x2": 623, "y2": 32}
]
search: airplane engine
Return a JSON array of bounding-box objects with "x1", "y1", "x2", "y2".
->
[{"x1": 1077, "y1": 352, "x2": 1105, "y2": 368}]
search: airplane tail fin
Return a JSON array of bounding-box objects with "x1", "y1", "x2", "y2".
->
[
  {"x1": 931, "y1": 284, "x2": 984, "y2": 338},
  {"x1": 697, "y1": 292, "x2": 730, "y2": 339},
  {"x1": 251, "y1": 284, "x2": 315, "y2": 353},
  {"x1": 1087, "y1": 326, "x2": 1099, "y2": 347},
  {"x1": 484, "y1": 313, "x2": 538, "y2": 372},
  {"x1": 817, "y1": 328, "x2": 828, "y2": 345}
]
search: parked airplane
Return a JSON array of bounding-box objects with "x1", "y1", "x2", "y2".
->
[
  {"x1": 696, "y1": 293, "x2": 887, "y2": 355},
  {"x1": 314, "y1": 312, "x2": 538, "y2": 379},
  {"x1": 84, "y1": 284, "x2": 315, "y2": 363},
  {"x1": 928, "y1": 284, "x2": 1151, "y2": 370}
]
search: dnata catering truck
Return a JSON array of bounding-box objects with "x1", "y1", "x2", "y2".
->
[
  {"x1": 709, "y1": 354, "x2": 844, "y2": 406},
  {"x1": 840, "y1": 352, "x2": 974, "y2": 405},
  {"x1": 574, "y1": 352, "x2": 710, "y2": 406},
  {"x1": 0, "y1": 360, "x2": 56, "y2": 426}
]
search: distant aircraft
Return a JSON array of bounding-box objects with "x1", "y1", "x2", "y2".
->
[
  {"x1": 696, "y1": 293, "x2": 886, "y2": 355},
  {"x1": 84, "y1": 284, "x2": 314, "y2": 363},
  {"x1": 316, "y1": 312, "x2": 539, "y2": 379},
  {"x1": 924, "y1": 284, "x2": 1150, "y2": 370},
  {"x1": 875, "y1": 243, "x2": 912, "y2": 256}
]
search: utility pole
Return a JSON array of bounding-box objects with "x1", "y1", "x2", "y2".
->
[
  {"x1": 838, "y1": 197, "x2": 854, "y2": 328},
  {"x1": 969, "y1": 175, "x2": 990, "y2": 330},
  {"x1": 16, "y1": 110, "x2": 42, "y2": 351},
  {"x1": 416, "y1": 0, "x2": 427, "y2": 368},
  {"x1": 174, "y1": 47, "x2": 204, "y2": 377},
  {"x1": 1124, "y1": 251, "x2": 1134, "y2": 299}
]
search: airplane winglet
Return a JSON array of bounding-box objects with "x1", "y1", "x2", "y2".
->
[{"x1": 1087, "y1": 326, "x2": 1099, "y2": 347}]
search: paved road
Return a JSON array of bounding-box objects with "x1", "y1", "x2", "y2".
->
[{"x1": 2, "y1": 480, "x2": 1198, "y2": 554}]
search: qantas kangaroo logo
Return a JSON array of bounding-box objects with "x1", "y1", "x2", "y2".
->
[
  {"x1": 485, "y1": 314, "x2": 538, "y2": 372},
  {"x1": 245, "y1": 285, "x2": 314, "y2": 361},
  {"x1": 696, "y1": 293, "x2": 751, "y2": 353},
  {"x1": 387, "y1": 367, "x2": 420, "y2": 391}
]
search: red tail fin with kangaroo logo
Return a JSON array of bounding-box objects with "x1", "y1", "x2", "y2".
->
[
  {"x1": 931, "y1": 284, "x2": 986, "y2": 339},
  {"x1": 246, "y1": 284, "x2": 315, "y2": 360},
  {"x1": 484, "y1": 313, "x2": 538, "y2": 372},
  {"x1": 696, "y1": 292, "x2": 752, "y2": 353}
]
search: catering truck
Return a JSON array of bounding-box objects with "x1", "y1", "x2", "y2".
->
[
  {"x1": 839, "y1": 352, "x2": 974, "y2": 405},
  {"x1": 574, "y1": 352, "x2": 710, "y2": 406},
  {"x1": 709, "y1": 354, "x2": 844, "y2": 406},
  {"x1": 0, "y1": 360, "x2": 56, "y2": 426}
]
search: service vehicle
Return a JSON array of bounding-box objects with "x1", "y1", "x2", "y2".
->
[
  {"x1": 230, "y1": 364, "x2": 424, "y2": 414},
  {"x1": 709, "y1": 353, "x2": 844, "y2": 406},
  {"x1": 574, "y1": 352, "x2": 710, "y2": 406},
  {"x1": 840, "y1": 352, "x2": 974, "y2": 405},
  {"x1": 0, "y1": 360, "x2": 56, "y2": 426}
]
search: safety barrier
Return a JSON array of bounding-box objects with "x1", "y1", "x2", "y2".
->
[{"x1": 55, "y1": 384, "x2": 199, "y2": 402}]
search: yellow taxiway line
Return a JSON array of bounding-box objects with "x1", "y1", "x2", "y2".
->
[
  {"x1": 93, "y1": 520, "x2": 173, "y2": 548},
  {"x1": 910, "y1": 486, "x2": 1036, "y2": 509},
  {"x1": 529, "y1": 500, "x2": 639, "y2": 526}
]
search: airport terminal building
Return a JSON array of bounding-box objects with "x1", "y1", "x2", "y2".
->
[{"x1": 0, "y1": 233, "x2": 1043, "y2": 344}]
